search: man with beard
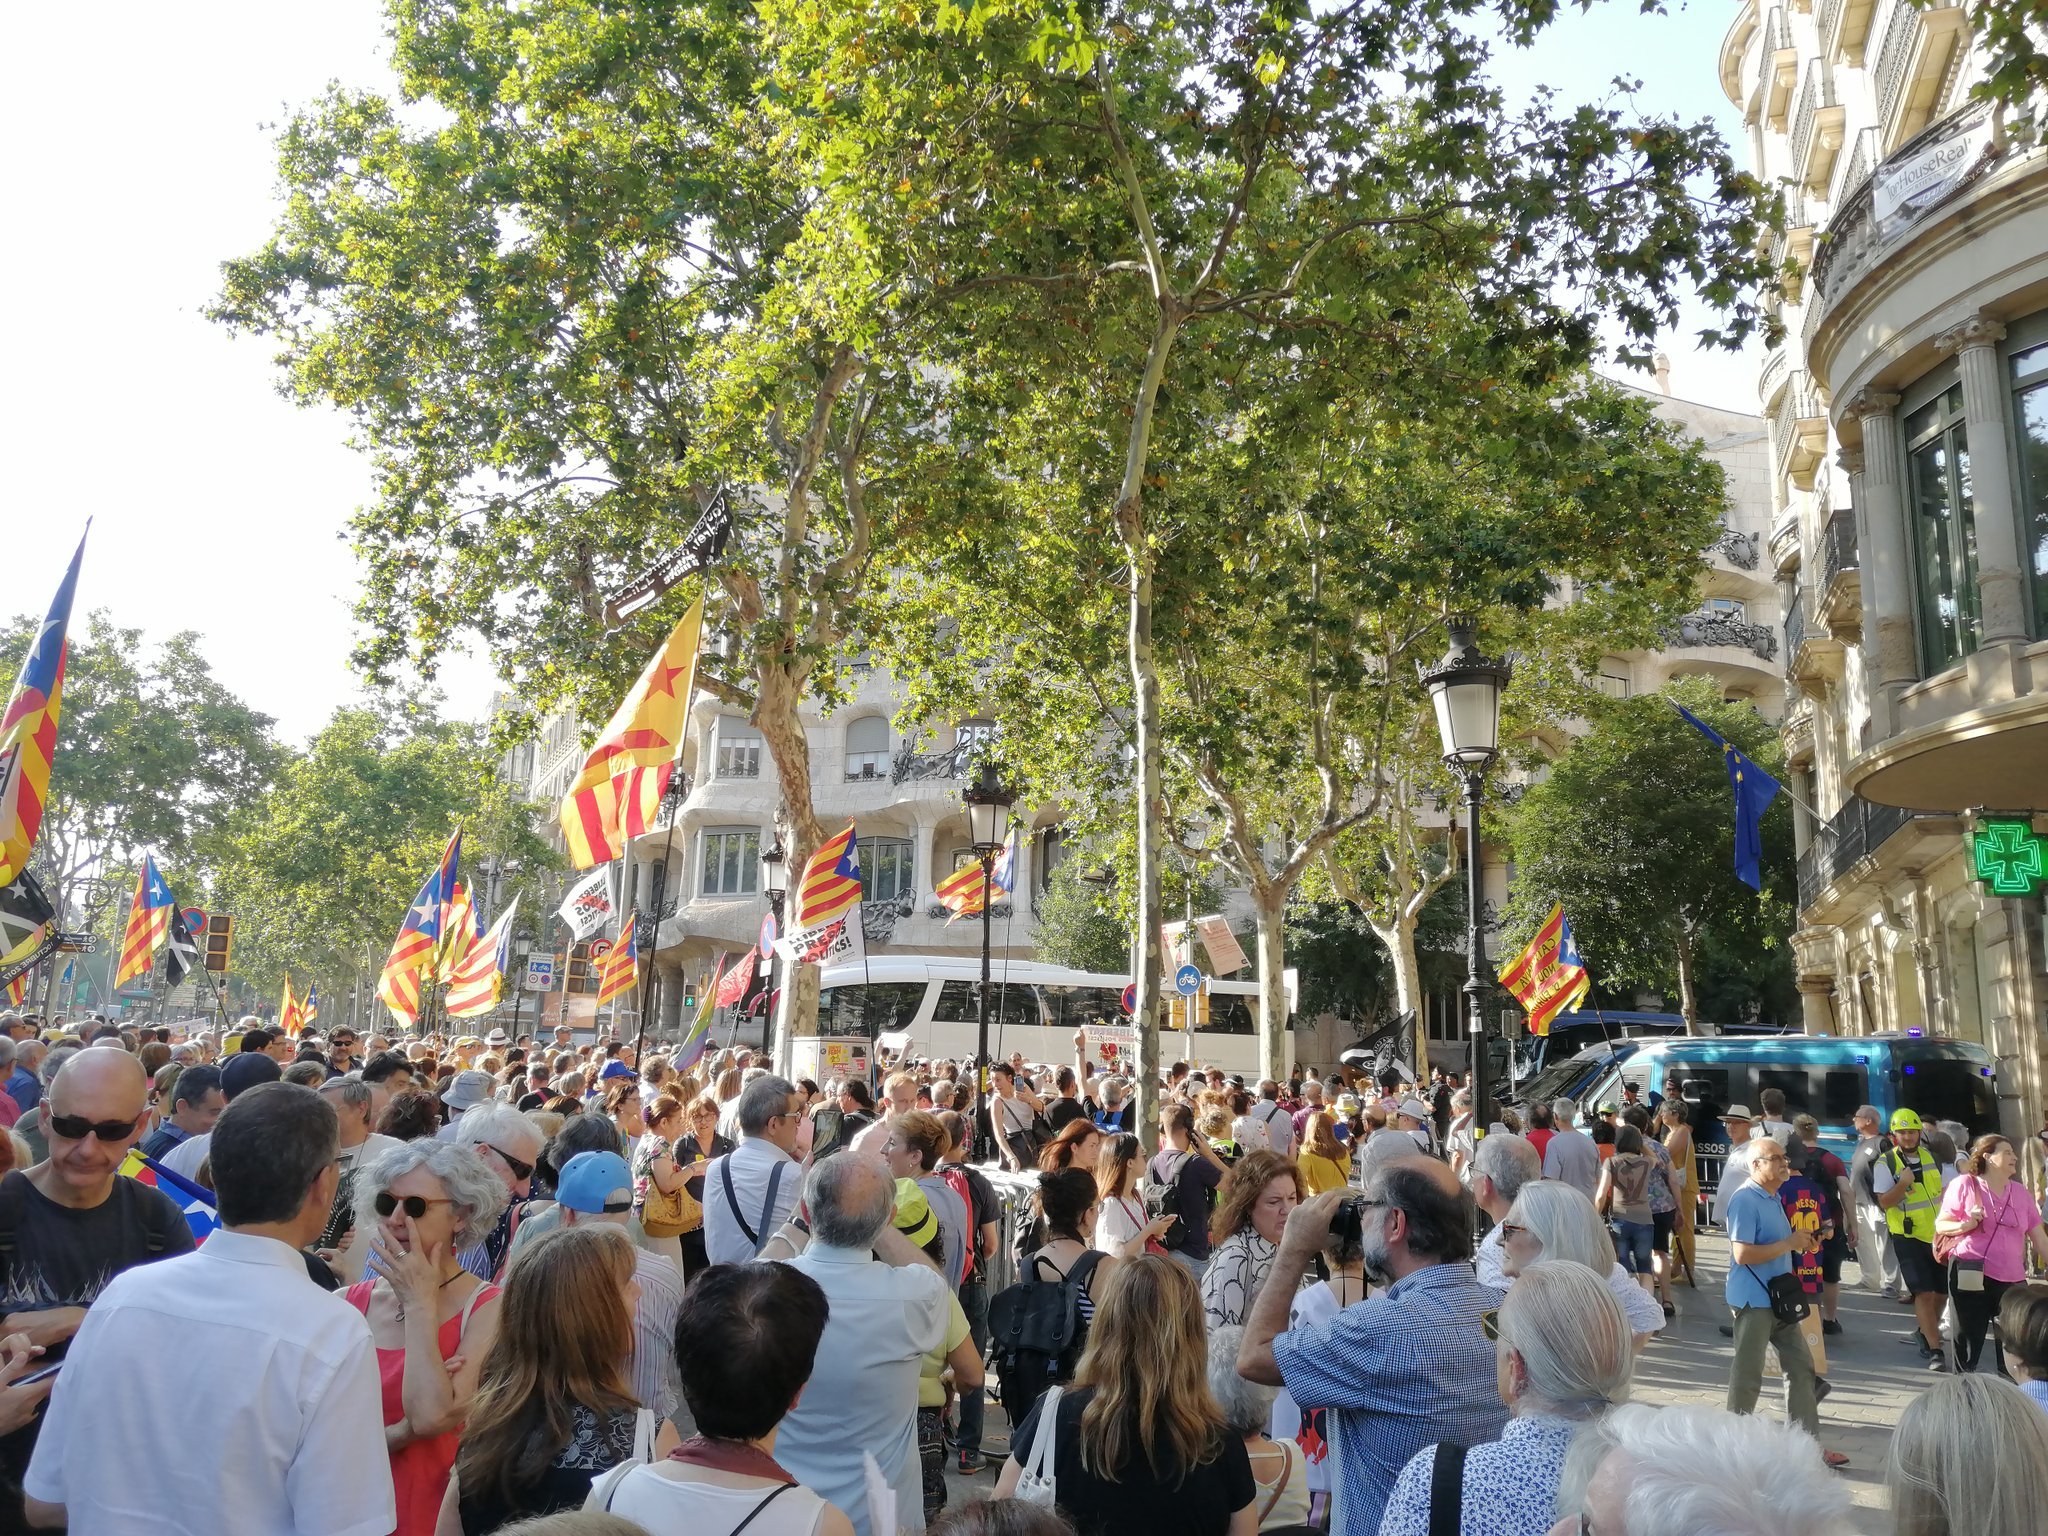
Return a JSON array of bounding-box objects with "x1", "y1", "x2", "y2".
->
[{"x1": 1237, "y1": 1157, "x2": 1505, "y2": 1536}]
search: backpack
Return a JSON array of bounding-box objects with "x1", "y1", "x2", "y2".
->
[
  {"x1": 937, "y1": 1165, "x2": 976, "y2": 1285},
  {"x1": 1144, "y1": 1151, "x2": 1194, "y2": 1251},
  {"x1": 987, "y1": 1248, "x2": 1105, "y2": 1418}
]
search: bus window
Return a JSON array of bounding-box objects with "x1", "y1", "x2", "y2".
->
[
  {"x1": 1666, "y1": 1064, "x2": 1733, "y2": 1110},
  {"x1": 1045, "y1": 987, "x2": 1125, "y2": 1032},
  {"x1": 935, "y1": 980, "x2": 976, "y2": 1021},
  {"x1": 938, "y1": 980, "x2": 1043, "y2": 1029},
  {"x1": 818, "y1": 981, "x2": 926, "y2": 1039},
  {"x1": 1820, "y1": 1069, "x2": 1866, "y2": 1122},
  {"x1": 1205, "y1": 995, "x2": 1256, "y2": 1036},
  {"x1": 1899, "y1": 1058, "x2": 1999, "y2": 1141},
  {"x1": 1756, "y1": 1068, "x2": 1813, "y2": 1117}
]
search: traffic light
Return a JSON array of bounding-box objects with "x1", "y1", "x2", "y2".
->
[
  {"x1": 203, "y1": 914, "x2": 234, "y2": 975},
  {"x1": 1196, "y1": 988, "x2": 1211, "y2": 1029},
  {"x1": 567, "y1": 942, "x2": 594, "y2": 993}
]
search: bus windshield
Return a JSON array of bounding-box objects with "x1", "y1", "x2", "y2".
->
[{"x1": 1897, "y1": 1051, "x2": 2000, "y2": 1141}]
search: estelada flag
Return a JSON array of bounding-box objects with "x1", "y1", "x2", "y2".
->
[
  {"x1": 796, "y1": 822, "x2": 862, "y2": 926},
  {"x1": 1498, "y1": 903, "x2": 1592, "y2": 1038},
  {"x1": 559, "y1": 595, "x2": 703, "y2": 870},
  {"x1": 445, "y1": 897, "x2": 520, "y2": 1020},
  {"x1": 115, "y1": 856, "x2": 177, "y2": 989},
  {"x1": 3, "y1": 971, "x2": 26, "y2": 1007},
  {"x1": 376, "y1": 830, "x2": 462, "y2": 1025},
  {"x1": 595, "y1": 911, "x2": 639, "y2": 1006},
  {"x1": 934, "y1": 833, "x2": 1016, "y2": 923},
  {"x1": 120, "y1": 1148, "x2": 219, "y2": 1244},
  {"x1": 0, "y1": 527, "x2": 87, "y2": 889},
  {"x1": 432, "y1": 882, "x2": 479, "y2": 985}
]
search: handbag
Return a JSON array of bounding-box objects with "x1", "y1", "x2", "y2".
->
[
  {"x1": 640, "y1": 1145, "x2": 702, "y2": 1239},
  {"x1": 1745, "y1": 1265, "x2": 1811, "y2": 1325},
  {"x1": 1014, "y1": 1385, "x2": 1063, "y2": 1509}
]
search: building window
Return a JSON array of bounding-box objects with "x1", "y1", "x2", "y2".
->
[
  {"x1": 845, "y1": 716, "x2": 890, "y2": 779},
  {"x1": 1906, "y1": 383, "x2": 1979, "y2": 672},
  {"x1": 1594, "y1": 669, "x2": 1630, "y2": 699},
  {"x1": 1702, "y1": 597, "x2": 1747, "y2": 621},
  {"x1": 2012, "y1": 340, "x2": 2048, "y2": 637},
  {"x1": 956, "y1": 718, "x2": 999, "y2": 754},
  {"x1": 701, "y1": 828, "x2": 760, "y2": 897},
  {"x1": 1036, "y1": 826, "x2": 1067, "y2": 892},
  {"x1": 716, "y1": 721, "x2": 763, "y2": 779},
  {"x1": 860, "y1": 837, "x2": 914, "y2": 902}
]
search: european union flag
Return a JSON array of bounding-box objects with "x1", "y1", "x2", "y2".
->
[{"x1": 1672, "y1": 702, "x2": 1782, "y2": 891}]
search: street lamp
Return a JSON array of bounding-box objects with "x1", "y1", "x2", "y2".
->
[
  {"x1": 759, "y1": 835, "x2": 788, "y2": 1067},
  {"x1": 507, "y1": 927, "x2": 536, "y2": 1042},
  {"x1": 963, "y1": 761, "x2": 1018, "y2": 1161},
  {"x1": 1420, "y1": 615, "x2": 1512, "y2": 1154}
]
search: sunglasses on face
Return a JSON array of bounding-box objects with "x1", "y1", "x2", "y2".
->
[
  {"x1": 489, "y1": 1145, "x2": 535, "y2": 1181},
  {"x1": 374, "y1": 1192, "x2": 455, "y2": 1221},
  {"x1": 49, "y1": 1114, "x2": 140, "y2": 1143}
]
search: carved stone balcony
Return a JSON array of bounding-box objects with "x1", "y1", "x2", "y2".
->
[
  {"x1": 1774, "y1": 373, "x2": 1829, "y2": 489},
  {"x1": 1771, "y1": 190, "x2": 1816, "y2": 301},
  {"x1": 1762, "y1": 8, "x2": 1800, "y2": 131},
  {"x1": 1820, "y1": 0, "x2": 1878, "y2": 67},
  {"x1": 1875, "y1": 1, "x2": 1967, "y2": 149},
  {"x1": 1664, "y1": 609, "x2": 1780, "y2": 662},
  {"x1": 1815, "y1": 508, "x2": 1861, "y2": 640},
  {"x1": 1791, "y1": 60, "x2": 1846, "y2": 193},
  {"x1": 1786, "y1": 585, "x2": 1845, "y2": 695}
]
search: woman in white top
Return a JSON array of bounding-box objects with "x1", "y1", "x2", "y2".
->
[
  {"x1": 1498, "y1": 1180, "x2": 1665, "y2": 1348},
  {"x1": 1208, "y1": 1325, "x2": 1310, "y2": 1530},
  {"x1": 1093, "y1": 1132, "x2": 1176, "y2": 1256},
  {"x1": 590, "y1": 1263, "x2": 853, "y2": 1536}
]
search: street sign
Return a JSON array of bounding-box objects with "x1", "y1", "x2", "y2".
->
[
  {"x1": 182, "y1": 908, "x2": 208, "y2": 942},
  {"x1": 588, "y1": 937, "x2": 614, "y2": 961},
  {"x1": 759, "y1": 913, "x2": 778, "y2": 959},
  {"x1": 1119, "y1": 982, "x2": 1136, "y2": 1015},
  {"x1": 55, "y1": 931, "x2": 98, "y2": 954},
  {"x1": 1174, "y1": 964, "x2": 1201, "y2": 997},
  {"x1": 524, "y1": 955, "x2": 557, "y2": 992}
]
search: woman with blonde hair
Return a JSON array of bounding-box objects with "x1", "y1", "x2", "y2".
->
[
  {"x1": 439, "y1": 1226, "x2": 662, "y2": 1533},
  {"x1": 1295, "y1": 1111, "x2": 1349, "y2": 1196},
  {"x1": 1200, "y1": 1151, "x2": 1305, "y2": 1330},
  {"x1": 1889, "y1": 1373, "x2": 2048, "y2": 1536},
  {"x1": 1660, "y1": 1097, "x2": 1699, "y2": 1287},
  {"x1": 995, "y1": 1255, "x2": 1257, "y2": 1536},
  {"x1": 1380, "y1": 1260, "x2": 1632, "y2": 1535}
]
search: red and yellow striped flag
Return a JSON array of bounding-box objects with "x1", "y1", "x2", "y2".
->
[
  {"x1": 1498, "y1": 903, "x2": 1592, "y2": 1038},
  {"x1": 376, "y1": 831, "x2": 462, "y2": 1026},
  {"x1": 279, "y1": 974, "x2": 306, "y2": 1036},
  {"x1": 432, "y1": 883, "x2": 478, "y2": 985},
  {"x1": 115, "y1": 857, "x2": 176, "y2": 988},
  {"x1": 595, "y1": 912, "x2": 639, "y2": 1007},
  {"x1": 796, "y1": 823, "x2": 862, "y2": 926},
  {"x1": 0, "y1": 529, "x2": 86, "y2": 890},
  {"x1": 445, "y1": 898, "x2": 520, "y2": 1020},
  {"x1": 3, "y1": 971, "x2": 26, "y2": 1008},
  {"x1": 558, "y1": 596, "x2": 702, "y2": 870}
]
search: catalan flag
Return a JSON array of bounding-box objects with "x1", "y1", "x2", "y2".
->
[
  {"x1": 433, "y1": 882, "x2": 479, "y2": 984},
  {"x1": 115, "y1": 856, "x2": 177, "y2": 989},
  {"x1": 796, "y1": 822, "x2": 862, "y2": 926},
  {"x1": 376, "y1": 830, "x2": 462, "y2": 1026},
  {"x1": 303, "y1": 983, "x2": 319, "y2": 1027},
  {"x1": 279, "y1": 974, "x2": 306, "y2": 1036},
  {"x1": 595, "y1": 911, "x2": 639, "y2": 1007},
  {"x1": 3, "y1": 971, "x2": 25, "y2": 1008},
  {"x1": 119, "y1": 1148, "x2": 219, "y2": 1243},
  {"x1": 1498, "y1": 903, "x2": 1592, "y2": 1038},
  {"x1": 559, "y1": 595, "x2": 703, "y2": 870},
  {"x1": 934, "y1": 832, "x2": 1016, "y2": 923},
  {"x1": 445, "y1": 897, "x2": 520, "y2": 1019},
  {"x1": 0, "y1": 528, "x2": 88, "y2": 889}
]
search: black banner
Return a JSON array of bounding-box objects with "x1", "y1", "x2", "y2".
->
[{"x1": 604, "y1": 490, "x2": 735, "y2": 625}]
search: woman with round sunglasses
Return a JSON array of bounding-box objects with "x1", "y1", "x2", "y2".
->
[{"x1": 348, "y1": 1140, "x2": 509, "y2": 1536}]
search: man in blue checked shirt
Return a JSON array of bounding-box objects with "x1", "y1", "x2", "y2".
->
[{"x1": 1238, "y1": 1159, "x2": 1507, "y2": 1536}]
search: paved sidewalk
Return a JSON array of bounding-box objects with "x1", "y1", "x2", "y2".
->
[{"x1": 940, "y1": 1230, "x2": 1936, "y2": 1530}]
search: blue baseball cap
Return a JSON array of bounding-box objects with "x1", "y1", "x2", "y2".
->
[
  {"x1": 556, "y1": 1151, "x2": 634, "y2": 1215},
  {"x1": 600, "y1": 1061, "x2": 638, "y2": 1082}
]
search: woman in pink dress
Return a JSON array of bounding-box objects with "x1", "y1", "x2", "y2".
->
[
  {"x1": 346, "y1": 1140, "x2": 508, "y2": 1536},
  {"x1": 1934, "y1": 1134, "x2": 2048, "y2": 1373}
]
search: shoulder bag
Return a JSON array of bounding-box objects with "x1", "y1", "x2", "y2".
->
[
  {"x1": 1014, "y1": 1385, "x2": 1063, "y2": 1509},
  {"x1": 642, "y1": 1142, "x2": 702, "y2": 1239}
]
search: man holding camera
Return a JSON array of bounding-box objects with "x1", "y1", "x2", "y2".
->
[{"x1": 1236, "y1": 1157, "x2": 1504, "y2": 1536}]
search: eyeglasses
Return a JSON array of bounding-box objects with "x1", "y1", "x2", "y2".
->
[
  {"x1": 1480, "y1": 1309, "x2": 1500, "y2": 1342},
  {"x1": 1497, "y1": 1222, "x2": 1529, "y2": 1242},
  {"x1": 488, "y1": 1145, "x2": 535, "y2": 1181},
  {"x1": 374, "y1": 1192, "x2": 456, "y2": 1221},
  {"x1": 48, "y1": 1114, "x2": 141, "y2": 1143}
]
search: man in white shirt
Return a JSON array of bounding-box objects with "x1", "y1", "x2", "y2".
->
[
  {"x1": 1250, "y1": 1080, "x2": 1295, "y2": 1158},
  {"x1": 1470, "y1": 1132, "x2": 1542, "y2": 1292},
  {"x1": 1710, "y1": 1105, "x2": 1760, "y2": 1228},
  {"x1": 1540, "y1": 1097, "x2": 1602, "y2": 1199},
  {"x1": 777, "y1": 1153, "x2": 949, "y2": 1536},
  {"x1": 25, "y1": 1082, "x2": 392, "y2": 1536},
  {"x1": 703, "y1": 1074, "x2": 804, "y2": 1265}
]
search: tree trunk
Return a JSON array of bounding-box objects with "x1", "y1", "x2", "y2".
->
[
  {"x1": 1252, "y1": 884, "x2": 1289, "y2": 1084},
  {"x1": 1675, "y1": 924, "x2": 1699, "y2": 1035},
  {"x1": 754, "y1": 658, "x2": 822, "y2": 1075}
]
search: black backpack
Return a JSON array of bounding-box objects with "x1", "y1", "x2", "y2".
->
[
  {"x1": 987, "y1": 1248, "x2": 1105, "y2": 1419},
  {"x1": 1144, "y1": 1150, "x2": 1194, "y2": 1251}
]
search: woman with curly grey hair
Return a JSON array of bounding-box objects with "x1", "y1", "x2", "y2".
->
[{"x1": 347, "y1": 1140, "x2": 510, "y2": 1536}]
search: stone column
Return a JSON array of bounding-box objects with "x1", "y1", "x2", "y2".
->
[
  {"x1": 1796, "y1": 979, "x2": 1836, "y2": 1036},
  {"x1": 1935, "y1": 314, "x2": 2029, "y2": 645},
  {"x1": 1842, "y1": 391, "x2": 1916, "y2": 732}
]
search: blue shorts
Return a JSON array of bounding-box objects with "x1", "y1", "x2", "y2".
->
[{"x1": 1611, "y1": 1218, "x2": 1655, "y2": 1275}]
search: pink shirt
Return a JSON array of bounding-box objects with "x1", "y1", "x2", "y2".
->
[{"x1": 1938, "y1": 1175, "x2": 2042, "y2": 1282}]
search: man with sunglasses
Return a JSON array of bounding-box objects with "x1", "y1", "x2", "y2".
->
[
  {"x1": 450, "y1": 1102, "x2": 545, "y2": 1282},
  {"x1": 0, "y1": 1049, "x2": 196, "y2": 1489}
]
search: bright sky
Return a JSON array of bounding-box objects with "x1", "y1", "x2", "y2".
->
[{"x1": 2, "y1": 0, "x2": 1758, "y2": 748}]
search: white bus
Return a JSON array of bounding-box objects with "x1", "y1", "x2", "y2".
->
[{"x1": 792, "y1": 954, "x2": 1281, "y2": 1082}]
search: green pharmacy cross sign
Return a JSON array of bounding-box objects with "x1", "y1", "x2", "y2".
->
[{"x1": 1971, "y1": 818, "x2": 2047, "y2": 897}]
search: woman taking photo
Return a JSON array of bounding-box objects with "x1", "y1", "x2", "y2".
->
[
  {"x1": 995, "y1": 1255, "x2": 1257, "y2": 1536},
  {"x1": 1093, "y1": 1133, "x2": 1177, "y2": 1257},
  {"x1": 1295, "y1": 1112, "x2": 1350, "y2": 1196},
  {"x1": 349, "y1": 1141, "x2": 510, "y2": 1536},
  {"x1": 1933, "y1": 1133, "x2": 2048, "y2": 1374},
  {"x1": 439, "y1": 1226, "x2": 668, "y2": 1534},
  {"x1": 1200, "y1": 1151, "x2": 1305, "y2": 1330}
]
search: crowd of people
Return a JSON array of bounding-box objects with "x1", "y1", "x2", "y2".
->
[{"x1": 0, "y1": 1006, "x2": 2044, "y2": 1536}]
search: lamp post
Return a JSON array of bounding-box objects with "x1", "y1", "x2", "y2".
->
[
  {"x1": 1419, "y1": 615, "x2": 1511, "y2": 1152},
  {"x1": 759, "y1": 835, "x2": 788, "y2": 1069},
  {"x1": 507, "y1": 927, "x2": 536, "y2": 1042},
  {"x1": 963, "y1": 761, "x2": 1018, "y2": 1162},
  {"x1": 633, "y1": 771, "x2": 693, "y2": 1057}
]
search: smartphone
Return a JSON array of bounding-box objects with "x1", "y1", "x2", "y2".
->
[{"x1": 15, "y1": 1362, "x2": 60, "y2": 1386}]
